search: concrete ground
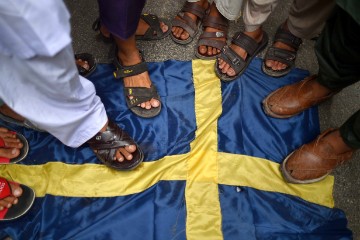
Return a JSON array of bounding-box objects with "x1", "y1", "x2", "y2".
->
[{"x1": 66, "y1": 0, "x2": 360, "y2": 238}]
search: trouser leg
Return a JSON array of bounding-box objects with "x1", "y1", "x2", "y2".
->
[
  {"x1": 243, "y1": 0, "x2": 279, "y2": 32},
  {"x1": 340, "y1": 110, "x2": 360, "y2": 149},
  {"x1": 316, "y1": 6, "x2": 360, "y2": 90},
  {"x1": 0, "y1": 44, "x2": 108, "y2": 148},
  {"x1": 287, "y1": 0, "x2": 335, "y2": 39}
]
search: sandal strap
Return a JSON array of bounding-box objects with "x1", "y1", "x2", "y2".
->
[
  {"x1": 202, "y1": 15, "x2": 229, "y2": 32},
  {"x1": 172, "y1": 17, "x2": 197, "y2": 36},
  {"x1": 231, "y1": 32, "x2": 259, "y2": 57},
  {"x1": 113, "y1": 50, "x2": 148, "y2": 79},
  {"x1": 92, "y1": 17, "x2": 100, "y2": 31},
  {"x1": 181, "y1": 1, "x2": 208, "y2": 19},
  {"x1": 124, "y1": 85, "x2": 159, "y2": 108},
  {"x1": 0, "y1": 177, "x2": 11, "y2": 200},
  {"x1": 274, "y1": 24, "x2": 302, "y2": 50},
  {"x1": 265, "y1": 46, "x2": 296, "y2": 67},
  {"x1": 219, "y1": 45, "x2": 246, "y2": 73},
  {"x1": 197, "y1": 36, "x2": 226, "y2": 50},
  {"x1": 87, "y1": 121, "x2": 135, "y2": 150},
  {"x1": 140, "y1": 14, "x2": 162, "y2": 39}
]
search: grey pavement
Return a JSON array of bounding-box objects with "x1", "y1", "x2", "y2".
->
[{"x1": 66, "y1": 0, "x2": 360, "y2": 238}]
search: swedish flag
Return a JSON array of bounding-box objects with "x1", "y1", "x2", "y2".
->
[{"x1": 0, "y1": 59, "x2": 352, "y2": 239}]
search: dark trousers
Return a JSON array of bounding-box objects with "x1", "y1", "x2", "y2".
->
[
  {"x1": 315, "y1": 6, "x2": 360, "y2": 149},
  {"x1": 98, "y1": 0, "x2": 147, "y2": 40}
]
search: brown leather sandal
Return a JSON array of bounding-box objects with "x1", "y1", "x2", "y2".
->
[
  {"x1": 87, "y1": 121, "x2": 144, "y2": 171},
  {"x1": 195, "y1": 14, "x2": 229, "y2": 60},
  {"x1": 170, "y1": 1, "x2": 209, "y2": 45}
]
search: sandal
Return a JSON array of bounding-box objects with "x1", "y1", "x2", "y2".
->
[
  {"x1": 215, "y1": 31, "x2": 269, "y2": 82},
  {"x1": 92, "y1": 18, "x2": 114, "y2": 44},
  {"x1": 113, "y1": 51, "x2": 162, "y2": 118},
  {"x1": 195, "y1": 15, "x2": 229, "y2": 60},
  {"x1": 0, "y1": 177, "x2": 35, "y2": 221},
  {"x1": 171, "y1": 1, "x2": 209, "y2": 45},
  {"x1": 0, "y1": 128, "x2": 29, "y2": 164},
  {"x1": 75, "y1": 53, "x2": 97, "y2": 78},
  {"x1": 93, "y1": 14, "x2": 171, "y2": 42},
  {"x1": 262, "y1": 23, "x2": 303, "y2": 78},
  {"x1": 87, "y1": 121, "x2": 144, "y2": 171},
  {"x1": 136, "y1": 14, "x2": 172, "y2": 41},
  {"x1": 0, "y1": 112, "x2": 44, "y2": 132}
]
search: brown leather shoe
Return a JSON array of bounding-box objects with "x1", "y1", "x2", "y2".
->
[
  {"x1": 262, "y1": 75, "x2": 338, "y2": 118},
  {"x1": 281, "y1": 129, "x2": 355, "y2": 184}
]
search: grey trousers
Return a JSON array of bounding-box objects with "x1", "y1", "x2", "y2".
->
[
  {"x1": 243, "y1": 0, "x2": 335, "y2": 39},
  {"x1": 187, "y1": 0, "x2": 243, "y2": 21}
]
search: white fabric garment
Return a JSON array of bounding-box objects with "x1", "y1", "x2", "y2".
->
[
  {"x1": 188, "y1": 0, "x2": 243, "y2": 21},
  {"x1": 0, "y1": 1, "x2": 107, "y2": 147},
  {"x1": 0, "y1": 0, "x2": 71, "y2": 59}
]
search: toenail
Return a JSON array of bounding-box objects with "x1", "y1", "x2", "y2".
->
[{"x1": 13, "y1": 189, "x2": 21, "y2": 196}]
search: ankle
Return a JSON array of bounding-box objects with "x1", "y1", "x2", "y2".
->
[
  {"x1": 326, "y1": 129, "x2": 354, "y2": 154},
  {"x1": 244, "y1": 28, "x2": 263, "y2": 43}
]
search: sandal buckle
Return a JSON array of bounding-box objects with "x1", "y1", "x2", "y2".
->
[{"x1": 216, "y1": 32, "x2": 224, "y2": 37}]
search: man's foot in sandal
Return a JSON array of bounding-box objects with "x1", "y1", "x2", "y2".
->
[
  {"x1": 262, "y1": 21, "x2": 302, "y2": 78},
  {"x1": 0, "y1": 127, "x2": 29, "y2": 164},
  {"x1": 87, "y1": 120, "x2": 144, "y2": 171},
  {"x1": 75, "y1": 53, "x2": 97, "y2": 78},
  {"x1": 93, "y1": 14, "x2": 170, "y2": 43},
  {"x1": 0, "y1": 104, "x2": 43, "y2": 132},
  {"x1": 113, "y1": 36, "x2": 161, "y2": 118},
  {"x1": 196, "y1": 2, "x2": 228, "y2": 60},
  {"x1": 215, "y1": 28, "x2": 268, "y2": 82},
  {"x1": 171, "y1": 0, "x2": 210, "y2": 45},
  {"x1": 0, "y1": 177, "x2": 35, "y2": 221}
]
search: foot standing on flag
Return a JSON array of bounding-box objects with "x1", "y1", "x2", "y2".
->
[
  {"x1": 0, "y1": 127, "x2": 34, "y2": 221},
  {"x1": 216, "y1": 0, "x2": 335, "y2": 81},
  {"x1": 94, "y1": 0, "x2": 171, "y2": 118},
  {"x1": 262, "y1": 0, "x2": 360, "y2": 183},
  {"x1": 0, "y1": 0, "x2": 143, "y2": 170},
  {"x1": 170, "y1": 0, "x2": 243, "y2": 60}
]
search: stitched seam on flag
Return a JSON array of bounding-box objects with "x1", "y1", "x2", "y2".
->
[{"x1": 185, "y1": 59, "x2": 223, "y2": 240}]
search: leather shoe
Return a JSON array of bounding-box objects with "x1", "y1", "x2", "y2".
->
[
  {"x1": 262, "y1": 75, "x2": 338, "y2": 118},
  {"x1": 281, "y1": 129, "x2": 355, "y2": 184}
]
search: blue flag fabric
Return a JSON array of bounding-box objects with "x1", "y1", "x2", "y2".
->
[{"x1": 0, "y1": 59, "x2": 352, "y2": 239}]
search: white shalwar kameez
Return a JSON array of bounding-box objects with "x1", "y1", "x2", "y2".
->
[{"x1": 0, "y1": 0, "x2": 108, "y2": 147}]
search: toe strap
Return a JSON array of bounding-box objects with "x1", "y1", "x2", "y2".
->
[
  {"x1": 124, "y1": 85, "x2": 159, "y2": 108},
  {"x1": 88, "y1": 121, "x2": 135, "y2": 151}
]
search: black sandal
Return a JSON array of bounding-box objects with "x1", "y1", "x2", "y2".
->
[
  {"x1": 215, "y1": 31, "x2": 269, "y2": 82},
  {"x1": 92, "y1": 18, "x2": 114, "y2": 44},
  {"x1": 0, "y1": 177, "x2": 35, "y2": 221},
  {"x1": 136, "y1": 14, "x2": 171, "y2": 41},
  {"x1": 75, "y1": 53, "x2": 97, "y2": 78},
  {"x1": 262, "y1": 23, "x2": 302, "y2": 78},
  {"x1": 113, "y1": 51, "x2": 162, "y2": 118},
  {"x1": 0, "y1": 128, "x2": 29, "y2": 164},
  {"x1": 87, "y1": 121, "x2": 144, "y2": 171},
  {"x1": 195, "y1": 14, "x2": 229, "y2": 60}
]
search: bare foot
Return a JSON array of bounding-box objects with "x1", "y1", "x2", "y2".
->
[
  {"x1": 0, "y1": 127, "x2": 23, "y2": 159},
  {"x1": 171, "y1": 0, "x2": 209, "y2": 42},
  {"x1": 217, "y1": 28, "x2": 264, "y2": 77},
  {"x1": 0, "y1": 181, "x2": 22, "y2": 211}
]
